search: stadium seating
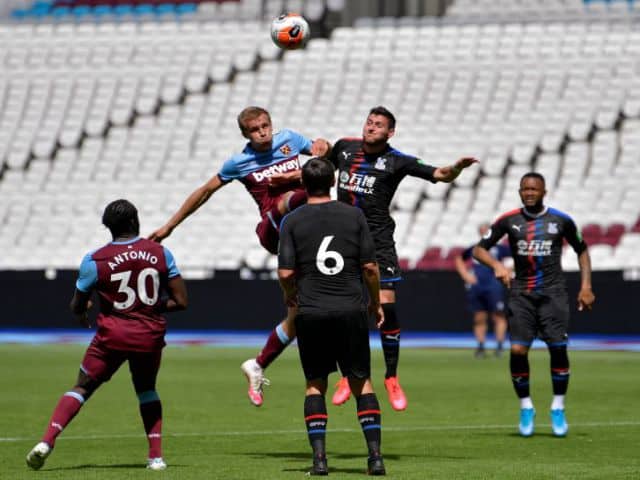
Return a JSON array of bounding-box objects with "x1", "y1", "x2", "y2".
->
[
  {"x1": 0, "y1": 12, "x2": 639, "y2": 273},
  {"x1": 11, "y1": 0, "x2": 330, "y2": 21},
  {"x1": 447, "y1": 0, "x2": 639, "y2": 18}
]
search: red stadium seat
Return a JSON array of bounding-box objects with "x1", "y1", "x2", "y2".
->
[
  {"x1": 581, "y1": 224, "x2": 603, "y2": 238},
  {"x1": 581, "y1": 223, "x2": 604, "y2": 244},
  {"x1": 601, "y1": 223, "x2": 626, "y2": 246}
]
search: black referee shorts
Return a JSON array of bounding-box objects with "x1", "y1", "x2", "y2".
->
[
  {"x1": 295, "y1": 310, "x2": 371, "y2": 381},
  {"x1": 507, "y1": 291, "x2": 570, "y2": 346}
]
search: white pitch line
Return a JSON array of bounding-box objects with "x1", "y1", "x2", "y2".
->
[{"x1": 2, "y1": 421, "x2": 639, "y2": 444}]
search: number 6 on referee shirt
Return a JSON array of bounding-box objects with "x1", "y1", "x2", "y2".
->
[{"x1": 316, "y1": 236, "x2": 344, "y2": 275}]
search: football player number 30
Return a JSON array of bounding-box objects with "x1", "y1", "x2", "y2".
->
[
  {"x1": 111, "y1": 268, "x2": 160, "y2": 309},
  {"x1": 316, "y1": 236, "x2": 344, "y2": 275}
]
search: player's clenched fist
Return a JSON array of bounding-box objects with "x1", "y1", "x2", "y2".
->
[
  {"x1": 149, "y1": 225, "x2": 173, "y2": 243},
  {"x1": 310, "y1": 138, "x2": 331, "y2": 157}
]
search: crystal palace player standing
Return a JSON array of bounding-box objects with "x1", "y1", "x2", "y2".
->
[
  {"x1": 328, "y1": 106, "x2": 478, "y2": 410},
  {"x1": 278, "y1": 158, "x2": 387, "y2": 476},
  {"x1": 473, "y1": 172, "x2": 595, "y2": 437},
  {"x1": 149, "y1": 107, "x2": 329, "y2": 406},
  {"x1": 26, "y1": 200, "x2": 187, "y2": 471}
]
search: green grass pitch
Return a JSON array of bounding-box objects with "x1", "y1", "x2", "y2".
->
[{"x1": 1, "y1": 345, "x2": 639, "y2": 479}]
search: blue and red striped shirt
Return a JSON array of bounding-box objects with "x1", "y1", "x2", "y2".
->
[{"x1": 477, "y1": 207, "x2": 587, "y2": 293}]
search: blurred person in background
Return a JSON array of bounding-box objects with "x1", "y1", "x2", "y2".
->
[{"x1": 455, "y1": 223, "x2": 510, "y2": 358}]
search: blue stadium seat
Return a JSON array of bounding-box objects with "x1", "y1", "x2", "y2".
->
[
  {"x1": 11, "y1": 0, "x2": 216, "y2": 19},
  {"x1": 27, "y1": 6, "x2": 51, "y2": 18},
  {"x1": 134, "y1": 4, "x2": 155, "y2": 16},
  {"x1": 10, "y1": 9, "x2": 28, "y2": 19},
  {"x1": 155, "y1": 4, "x2": 177, "y2": 15},
  {"x1": 176, "y1": 3, "x2": 198, "y2": 15},
  {"x1": 51, "y1": 6, "x2": 72, "y2": 18},
  {"x1": 32, "y1": 1, "x2": 53, "y2": 9},
  {"x1": 113, "y1": 5, "x2": 134, "y2": 16},
  {"x1": 71, "y1": 5, "x2": 91, "y2": 18},
  {"x1": 92, "y1": 5, "x2": 113, "y2": 17}
]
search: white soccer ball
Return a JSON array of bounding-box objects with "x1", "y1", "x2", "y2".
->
[{"x1": 270, "y1": 13, "x2": 310, "y2": 50}]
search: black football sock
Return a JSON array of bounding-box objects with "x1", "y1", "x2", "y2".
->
[
  {"x1": 356, "y1": 393, "x2": 382, "y2": 458},
  {"x1": 304, "y1": 394, "x2": 327, "y2": 458},
  {"x1": 380, "y1": 303, "x2": 400, "y2": 378},
  {"x1": 549, "y1": 344, "x2": 570, "y2": 395},
  {"x1": 510, "y1": 352, "x2": 531, "y2": 399}
]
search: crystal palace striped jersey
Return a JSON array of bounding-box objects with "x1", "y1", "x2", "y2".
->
[
  {"x1": 477, "y1": 207, "x2": 587, "y2": 293},
  {"x1": 328, "y1": 138, "x2": 436, "y2": 250}
]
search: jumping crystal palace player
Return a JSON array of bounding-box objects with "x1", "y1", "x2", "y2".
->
[
  {"x1": 473, "y1": 172, "x2": 595, "y2": 438},
  {"x1": 327, "y1": 106, "x2": 478, "y2": 411},
  {"x1": 26, "y1": 200, "x2": 188, "y2": 471}
]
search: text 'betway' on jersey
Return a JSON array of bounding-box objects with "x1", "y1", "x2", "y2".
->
[{"x1": 251, "y1": 157, "x2": 300, "y2": 183}]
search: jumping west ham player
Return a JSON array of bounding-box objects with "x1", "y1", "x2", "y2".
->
[
  {"x1": 26, "y1": 200, "x2": 187, "y2": 471},
  {"x1": 327, "y1": 106, "x2": 478, "y2": 411},
  {"x1": 473, "y1": 172, "x2": 595, "y2": 438},
  {"x1": 149, "y1": 107, "x2": 330, "y2": 406}
]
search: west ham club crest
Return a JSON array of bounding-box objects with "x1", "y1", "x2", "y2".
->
[{"x1": 280, "y1": 144, "x2": 291, "y2": 156}]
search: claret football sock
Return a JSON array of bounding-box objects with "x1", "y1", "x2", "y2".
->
[
  {"x1": 138, "y1": 390, "x2": 163, "y2": 459},
  {"x1": 256, "y1": 324, "x2": 292, "y2": 369},
  {"x1": 42, "y1": 391, "x2": 85, "y2": 447}
]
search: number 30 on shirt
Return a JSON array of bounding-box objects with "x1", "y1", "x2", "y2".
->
[{"x1": 111, "y1": 268, "x2": 160, "y2": 310}]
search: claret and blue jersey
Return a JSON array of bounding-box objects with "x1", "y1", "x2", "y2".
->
[
  {"x1": 75, "y1": 237, "x2": 181, "y2": 352},
  {"x1": 76, "y1": 237, "x2": 180, "y2": 294},
  {"x1": 217, "y1": 129, "x2": 313, "y2": 216},
  {"x1": 477, "y1": 207, "x2": 587, "y2": 293}
]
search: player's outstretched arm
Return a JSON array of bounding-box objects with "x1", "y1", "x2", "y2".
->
[
  {"x1": 149, "y1": 175, "x2": 225, "y2": 242},
  {"x1": 70, "y1": 289, "x2": 93, "y2": 328},
  {"x1": 362, "y1": 261, "x2": 384, "y2": 328},
  {"x1": 473, "y1": 246, "x2": 511, "y2": 289},
  {"x1": 433, "y1": 157, "x2": 479, "y2": 183},
  {"x1": 160, "y1": 276, "x2": 188, "y2": 313},
  {"x1": 577, "y1": 249, "x2": 595, "y2": 311}
]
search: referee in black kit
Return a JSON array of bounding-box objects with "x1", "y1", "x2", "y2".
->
[{"x1": 278, "y1": 157, "x2": 387, "y2": 476}]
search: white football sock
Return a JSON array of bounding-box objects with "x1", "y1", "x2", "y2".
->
[
  {"x1": 520, "y1": 397, "x2": 534, "y2": 409},
  {"x1": 551, "y1": 395, "x2": 565, "y2": 410}
]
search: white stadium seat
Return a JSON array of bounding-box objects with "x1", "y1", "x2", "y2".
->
[{"x1": 0, "y1": 9, "x2": 639, "y2": 272}]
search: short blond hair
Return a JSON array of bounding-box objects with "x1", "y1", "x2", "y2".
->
[{"x1": 237, "y1": 106, "x2": 271, "y2": 134}]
